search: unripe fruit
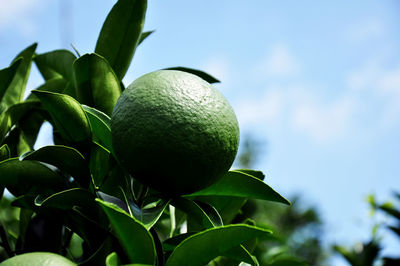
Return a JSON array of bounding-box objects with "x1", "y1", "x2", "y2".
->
[{"x1": 111, "y1": 70, "x2": 239, "y2": 196}]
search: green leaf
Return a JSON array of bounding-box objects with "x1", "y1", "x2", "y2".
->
[
  {"x1": 90, "y1": 142, "x2": 111, "y2": 187},
  {"x1": 95, "y1": 0, "x2": 147, "y2": 80},
  {"x1": 186, "y1": 170, "x2": 290, "y2": 205},
  {"x1": 129, "y1": 199, "x2": 170, "y2": 229},
  {"x1": 32, "y1": 90, "x2": 91, "y2": 143},
  {"x1": 82, "y1": 105, "x2": 112, "y2": 152},
  {"x1": 0, "y1": 158, "x2": 65, "y2": 196},
  {"x1": 73, "y1": 53, "x2": 121, "y2": 116},
  {"x1": 172, "y1": 198, "x2": 221, "y2": 230},
  {"x1": 28, "y1": 78, "x2": 69, "y2": 99},
  {"x1": 1, "y1": 43, "x2": 37, "y2": 112},
  {"x1": 36, "y1": 188, "x2": 94, "y2": 210},
  {"x1": 221, "y1": 245, "x2": 259, "y2": 265},
  {"x1": 0, "y1": 100, "x2": 40, "y2": 142},
  {"x1": 235, "y1": 169, "x2": 265, "y2": 181},
  {"x1": 0, "y1": 144, "x2": 10, "y2": 161},
  {"x1": 0, "y1": 58, "x2": 22, "y2": 103},
  {"x1": 166, "y1": 224, "x2": 272, "y2": 266},
  {"x1": 138, "y1": 30, "x2": 154, "y2": 45},
  {"x1": 22, "y1": 145, "x2": 90, "y2": 188},
  {"x1": 164, "y1": 67, "x2": 220, "y2": 83},
  {"x1": 34, "y1": 49, "x2": 77, "y2": 82},
  {"x1": 96, "y1": 199, "x2": 156, "y2": 265},
  {"x1": 163, "y1": 233, "x2": 196, "y2": 252},
  {"x1": 106, "y1": 252, "x2": 121, "y2": 266}
]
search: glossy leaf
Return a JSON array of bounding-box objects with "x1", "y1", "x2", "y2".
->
[
  {"x1": 166, "y1": 224, "x2": 272, "y2": 266},
  {"x1": 34, "y1": 49, "x2": 77, "y2": 82},
  {"x1": 172, "y1": 198, "x2": 221, "y2": 230},
  {"x1": 36, "y1": 188, "x2": 94, "y2": 210},
  {"x1": 164, "y1": 67, "x2": 220, "y2": 83},
  {"x1": 0, "y1": 100, "x2": 40, "y2": 142},
  {"x1": 73, "y1": 53, "x2": 121, "y2": 115},
  {"x1": 235, "y1": 169, "x2": 265, "y2": 181},
  {"x1": 96, "y1": 199, "x2": 156, "y2": 265},
  {"x1": 129, "y1": 199, "x2": 170, "y2": 229},
  {"x1": 95, "y1": 0, "x2": 147, "y2": 80},
  {"x1": 1, "y1": 43, "x2": 37, "y2": 111},
  {"x1": 32, "y1": 90, "x2": 91, "y2": 143},
  {"x1": 22, "y1": 145, "x2": 90, "y2": 187},
  {"x1": 106, "y1": 252, "x2": 120, "y2": 266},
  {"x1": 0, "y1": 58, "x2": 22, "y2": 104},
  {"x1": 0, "y1": 158, "x2": 65, "y2": 195},
  {"x1": 82, "y1": 105, "x2": 112, "y2": 152},
  {"x1": 138, "y1": 30, "x2": 154, "y2": 45},
  {"x1": 28, "y1": 78, "x2": 69, "y2": 99},
  {"x1": 187, "y1": 170, "x2": 290, "y2": 205}
]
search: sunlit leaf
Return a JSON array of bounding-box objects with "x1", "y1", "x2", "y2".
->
[
  {"x1": 1, "y1": 43, "x2": 37, "y2": 111},
  {"x1": 82, "y1": 105, "x2": 112, "y2": 152},
  {"x1": 166, "y1": 224, "x2": 272, "y2": 266},
  {"x1": 96, "y1": 199, "x2": 156, "y2": 265},
  {"x1": 95, "y1": 0, "x2": 147, "y2": 80},
  {"x1": 0, "y1": 58, "x2": 22, "y2": 104},
  {"x1": 186, "y1": 170, "x2": 290, "y2": 205},
  {"x1": 0, "y1": 144, "x2": 10, "y2": 161},
  {"x1": 34, "y1": 49, "x2": 77, "y2": 82},
  {"x1": 73, "y1": 54, "x2": 121, "y2": 116},
  {"x1": 164, "y1": 67, "x2": 220, "y2": 83},
  {"x1": 138, "y1": 30, "x2": 154, "y2": 45},
  {"x1": 32, "y1": 90, "x2": 91, "y2": 143}
]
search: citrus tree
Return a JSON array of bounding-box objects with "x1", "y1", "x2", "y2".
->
[{"x1": 0, "y1": 1, "x2": 297, "y2": 265}]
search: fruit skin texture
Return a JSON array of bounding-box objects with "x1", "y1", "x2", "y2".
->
[
  {"x1": 0, "y1": 252, "x2": 76, "y2": 266},
  {"x1": 111, "y1": 70, "x2": 239, "y2": 196}
]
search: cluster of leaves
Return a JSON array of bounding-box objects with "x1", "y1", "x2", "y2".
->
[
  {"x1": 0, "y1": 0, "x2": 300, "y2": 265},
  {"x1": 333, "y1": 192, "x2": 400, "y2": 266}
]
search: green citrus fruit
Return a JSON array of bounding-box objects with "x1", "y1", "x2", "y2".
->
[
  {"x1": 0, "y1": 252, "x2": 76, "y2": 266},
  {"x1": 111, "y1": 70, "x2": 239, "y2": 196}
]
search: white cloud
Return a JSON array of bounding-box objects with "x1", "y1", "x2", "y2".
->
[
  {"x1": 258, "y1": 44, "x2": 299, "y2": 77},
  {"x1": 235, "y1": 89, "x2": 285, "y2": 128},
  {"x1": 0, "y1": 0, "x2": 48, "y2": 37},
  {"x1": 291, "y1": 95, "x2": 356, "y2": 142}
]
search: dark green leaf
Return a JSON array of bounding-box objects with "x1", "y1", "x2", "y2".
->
[
  {"x1": 235, "y1": 169, "x2": 265, "y2": 181},
  {"x1": 90, "y1": 142, "x2": 111, "y2": 187},
  {"x1": 164, "y1": 67, "x2": 220, "y2": 83},
  {"x1": 166, "y1": 224, "x2": 272, "y2": 266},
  {"x1": 0, "y1": 144, "x2": 10, "y2": 161},
  {"x1": 129, "y1": 199, "x2": 170, "y2": 229},
  {"x1": 34, "y1": 49, "x2": 77, "y2": 82},
  {"x1": 1, "y1": 43, "x2": 37, "y2": 111},
  {"x1": 22, "y1": 145, "x2": 90, "y2": 188},
  {"x1": 138, "y1": 30, "x2": 154, "y2": 45},
  {"x1": 187, "y1": 170, "x2": 290, "y2": 205},
  {"x1": 378, "y1": 204, "x2": 400, "y2": 220},
  {"x1": 0, "y1": 158, "x2": 65, "y2": 196},
  {"x1": 0, "y1": 100, "x2": 40, "y2": 142},
  {"x1": 82, "y1": 105, "x2": 112, "y2": 152},
  {"x1": 220, "y1": 245, "x2": 259, "y2": 265},
  {"x1": 95, "y1": 0, "x2": 147, "y2": 80},
  {"x1": 32, "y1": 90, "x2": 91, "y2": 143},
  {"x1": 96, "y1": 199, "x2": 156, "y2": 265},
  {"x1": 73, "y1": 53, "x2": 121, "y2": 116},
  {"x1": 172, "y1": 198, "x2": 217, "y2": 230},
  {"x1": 0, "y1": 58, "x2": 22, "y2": 103},
  {"x1": 36, "y1": 188, "x2": 94, "y2": 210},
  {"x1": 163, "y1": 233, "x2": 196, "y2": 252}
]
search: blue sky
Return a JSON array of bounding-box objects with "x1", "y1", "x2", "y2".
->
[{"x1": 1, "y1": 1, "x2": 400, "y2": 264}]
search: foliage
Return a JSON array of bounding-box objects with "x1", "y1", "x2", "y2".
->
[
  {"x1": 333, "y1": 192, "x2": 400, "y2": 266},
  {"x1": 0, "y1": 1, "x2": 297, "y2": 265}
]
